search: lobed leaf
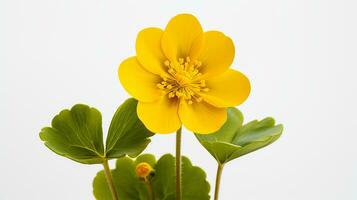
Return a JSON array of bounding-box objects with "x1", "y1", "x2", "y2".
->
[
  {"x1": 93, "y1": 154, "x2": 210, "y2": 200},
  {"x1": 40, "y1": 98, "x2": 154, "y2": 164},
  {"x1": 105, "y1": 98, "x2": 154, "y2": 159},
  {"x1": 40, "y1": 104, "x2": 105, "y2": 164},
  {"x1": 195, "y1": 107, "x2": 283, "y2": 164}
]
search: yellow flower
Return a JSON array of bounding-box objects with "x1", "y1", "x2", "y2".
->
[{"x1": 119, "y1": 14, "x2": 250, "y2": 134}]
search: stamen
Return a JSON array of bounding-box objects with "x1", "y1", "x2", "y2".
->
[
  {"x1": 179, "y1": 58, "x2": 184, "y2": 64},
  {"x1": 156, "y1": 83, "x2": 164, "y2": 89},
  {"x1": 159, "y1": 57, "x2": 209, "y2": 105},
  {"x1": 164, "y1": 60, "x2": 170, "y2": 67},
  {"x1": 186, "y1": 57, "x2": 191, "y2": 62},
  {"x1": 196, "y1": 97, "x2": 203, "y2": 102},
  {"x1": 168, "y1": 92, "x2": 175, "y2": 98},
  {"x1": 200, "y1": 80, "x2": 206, "y2": 87},
  {"x1": 196, "y1": 61, "x2": 202, "y2": 67}
]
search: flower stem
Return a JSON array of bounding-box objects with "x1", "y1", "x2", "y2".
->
[
  {"x1": 102, "y1": 160, "x2": 119, "y2": 200},
  {"x1": 145, "y1": 181, "x2": 154, "y2": 200},
  {"x1": 176, "y1": 127, "x2": 182, "y2": 200},
  {"x1": 214, "y1": 164, "x2": 224, "y2": 200}
]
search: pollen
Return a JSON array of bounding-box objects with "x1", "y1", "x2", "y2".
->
[{"x1": 156, "y1": 57, "x2": 209, "y2": 104}]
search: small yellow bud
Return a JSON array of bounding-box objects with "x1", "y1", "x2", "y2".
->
[{"x1": 135, "y1": 162, "x2": 153, "y2": 180}]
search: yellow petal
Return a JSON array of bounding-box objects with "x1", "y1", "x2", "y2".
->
[
  {"x1": 179, "y1": 101, "x2": 227, "y2": 134},
  {"x1": 192, "y1": 31, "x2": 235, "y2": 78},
  {"x1": 200, "y1": 69, "x2": 251, "y2": 107},
  {"x1": 136, "y1": 28, "x2": 168, "y2": 76},
  {"x1": 118, "y1": 57, "x2": 163, "y2": 102},
  {"x1": 161, "y1": 14, "x2": 203, "y2": 61},
  {"x1": 137, "y1": 97, "x2": 181, "y2": 134}
]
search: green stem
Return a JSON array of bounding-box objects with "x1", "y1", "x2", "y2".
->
[
  {"x1": 176, "y1": 127, "x2": 182, "y2": 200},
  {"x1": 145, "y1": 181, "x2": 154, "y2": 200},
  {"x1": 102, "y1": 160, "x2": 119, "y2": 200},
  {"x1": 214, "y1": 164, "x2": 224, "y2": 200}
]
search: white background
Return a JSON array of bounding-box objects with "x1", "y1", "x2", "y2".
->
[{"x1": 1, "y1": 0, "x2": 356, "y2": 199}]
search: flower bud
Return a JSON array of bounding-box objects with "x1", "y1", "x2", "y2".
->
[{"x1": 135, "y1": 162, "x2": 153, "y2": 180}]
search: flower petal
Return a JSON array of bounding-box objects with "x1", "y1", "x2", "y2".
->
[
  {"x1": 179, "y1": 101, "x2": 227, "y2": 134},
  {"x1": 136, "y1": 28, "x2": 167, "y2": 76},
  {"x1": 191, "y1": 31, "x2": 235, "y2": 78},
  {"x1": 200, "y1": 69, "x2": 251, "y2": 107},
  {"x1": 137, "y1": 97, "x2": 181, "y2": 134},
  {"x1": 161, "y1": 14, "x2": 203, "y2": 61},
  {"x1": 118, "y1": 57, "x2": 163, "y2": 102}
]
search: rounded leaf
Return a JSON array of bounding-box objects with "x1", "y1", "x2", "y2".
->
[
  {"x1": 105, "y1": 98, "x2": 154, "y2": 159},
  {"x1": 40, "y1": 104, "x2": 105, "y2": 164},
  {"x1": 93, "y1": 154, "x2": 210, "y2": 200},
  {"x1": 195, "y1": 107, "x2": 283, "y2": 164}
]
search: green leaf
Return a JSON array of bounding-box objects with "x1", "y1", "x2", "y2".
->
[
  {"x1": 93, "y1": 155, "x2": 149, "y2": 200},
  {"x1": 152, "y1": 154, "x2": 210, "y2": 200},
  {"x1": 39, "y1": 104, "x2": 105, "y2": 164},
  {"x1": 195, "y1": 107, "x2": 283, "y2": 165},
  {"x1": 105, "y1": 98, "x2": 154, "y2": 159},
  {"x1": 93, "y1": 154, "x2": 210, "y2": 200},
  {"x1": 40, "y1": 98, "x2": 154, "y2": 164}
]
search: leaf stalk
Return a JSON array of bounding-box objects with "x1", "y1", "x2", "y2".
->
[
  {"x1": 102, "y1": 160, "x2": 119, "y2": 200},
  {"x1": 214, "y1": 164, "x2": 224, "y2": 200}
]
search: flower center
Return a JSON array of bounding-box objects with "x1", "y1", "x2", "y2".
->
[{"x1": 157, "y1": 57, "x2": 209, "y2": 104}]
